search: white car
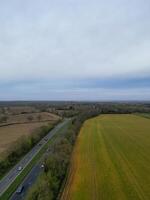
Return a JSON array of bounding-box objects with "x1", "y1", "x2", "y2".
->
[
  {"x1": 16, "y1": 185, "x2": 24, "y2": 194},
  {"x1": 18, "y1": 166, "x2": 22, "y2": 171},
  {"x1": 41, "y1": 164, "x2": 44, "y2": 168}
]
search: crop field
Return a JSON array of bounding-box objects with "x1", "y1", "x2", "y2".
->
[
  {"x1": 62, "y1": 114, "x2": 150, "y2": 200},
  {"x1": 136, "y1": 113, "x2": 150, "y2": 119}
]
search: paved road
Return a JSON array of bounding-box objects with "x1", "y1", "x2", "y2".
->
[
  {"x1": 0, "y1": 119, "x2": 70, "y2": 197},
  {"x1": 10, "y1": 162, "x2": 43, "y2": 200},
  {"x1": 10, "y1": 118, "x2": 70, "y2": 200}
]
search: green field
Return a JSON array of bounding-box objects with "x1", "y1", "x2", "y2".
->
[
  {"x1": 61, "y1": 114, "x2": 150, "y2": 200},
  {"x1": 136, "y1": 113, "x2": 150, "y2": 119}
]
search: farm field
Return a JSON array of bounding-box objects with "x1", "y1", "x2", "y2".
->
[
  {"x1": 0, "y1": 112, "x2": 60, "y2": 126},
  {"x1": 62, "y1": 114, "x2": 150, "y2": 200},
  {"x1": 0, "y1": 112, "x2": 60, "y2": 155},
  {"x1": 0, "y1": 121, "x2": 54, "y2": 155},
  {"x1": 136, "y1": 113, "x2": 150, "y2": 119}
]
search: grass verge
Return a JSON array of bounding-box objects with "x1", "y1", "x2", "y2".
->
[{"x1": 135, "y1": 113, "x2": 150, "y2": 119}]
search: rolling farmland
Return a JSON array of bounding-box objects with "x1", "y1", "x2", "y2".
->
[
  {"x1": 61, "y1": 114, "x2": 150, "y2": 200},
  {"x1": 0, "y1": 122, "x2": 52, "y2": 155},
  {"x1": 0, "y1": 112, "x2": 60, "y2": 156}
]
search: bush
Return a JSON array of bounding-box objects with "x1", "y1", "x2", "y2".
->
[
  {"x1": 26, "y1": 110, "x2": 100, "y2": 200},
  {"x1": 0, "y1": 115, "x2": 8, "y2": 123},
  {"x1": 27, "y1": 173, "x2": 53, "y2": 200},
  {"x1": 0, "y1": 123, "x2": 55, "y2": 178},
  {"x1": 27, "y1": 115, "x2": 33, "y2": 121}
]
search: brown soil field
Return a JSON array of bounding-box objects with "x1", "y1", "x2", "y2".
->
[
  {"x1": 0, "y1": 121, "x2": 55, "y2": 156},
  {"x1": 0, "y1": 106, "x2": 37, "y2": 115},
  {"x1": 0, "y1": 112, "x2": 60, "y2": 126}
]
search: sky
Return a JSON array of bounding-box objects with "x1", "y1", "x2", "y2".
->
[{"x1": 0, "y1": 0, "x2": 150, "y2": 101}]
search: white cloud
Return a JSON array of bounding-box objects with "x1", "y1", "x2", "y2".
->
[
  {"x1": 0, "y1": 0, "x2": 150, "y2": 100},
  {"x1": 0, "y1": 0, "x2": 150, "y2": 82},
  {"x1": 0, "y1": 86, "x2": 150, "y2": 101}
]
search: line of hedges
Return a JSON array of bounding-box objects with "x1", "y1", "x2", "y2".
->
[
  {"x1": 0, "y1": 121, "x2": 58, "y2": 179},
  {"x1": 26, "y1": 110, "x2": 100, "y2": 200}
]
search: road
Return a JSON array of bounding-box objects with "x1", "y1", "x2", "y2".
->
[
  {"x1": 0, "y1": 119, "x2": 70, "y2": 197},
  {"x1": 10, "y1": 118, "x2": 70, "y2": 200},
  {"x1": 10, "y1": 162, "x2": 43, "y2": 200}
]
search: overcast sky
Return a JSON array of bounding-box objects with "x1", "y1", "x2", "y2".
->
[{"x1": 0, "y1": 0, "x2": 150, "y2": 101}]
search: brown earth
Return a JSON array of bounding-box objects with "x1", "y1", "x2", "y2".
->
[
  {"x1": 0, "y1": 112, "x2": 60, "y2": 126},
  {"x1": 0, "y1": 112, "x2": 60, "y2": 156}
]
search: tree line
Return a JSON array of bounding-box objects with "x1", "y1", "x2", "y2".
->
[
  {"x1": 26, "y1": 110, "x2": 100, "y2": 200},
  {"x1": 0, "y1": 122, "x2": 57, "y2": 178},
  {"x1": 26, "y1": 104, "x2": 150, "y2": 200}
]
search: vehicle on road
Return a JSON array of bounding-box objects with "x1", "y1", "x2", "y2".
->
[
  {"x1": 17, "y1": 166, "x2": 22, "y2": 171},
  {"x1": 16, "y1": 185, "x2": 24, "y2": 194},
  {"x1": 0, "y1": 119, "x2": 70, "y2": 198},
  {"x1": 41, "y1": 164, "x2": 44, "y2": 168}
]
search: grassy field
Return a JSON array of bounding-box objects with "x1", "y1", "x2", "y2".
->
[
  {"x1": 135, "y1": 113, "x2": 150, "y2": 119},
  {"x1": 61, "y1": 114, "x2": 150, "y2": 200}
]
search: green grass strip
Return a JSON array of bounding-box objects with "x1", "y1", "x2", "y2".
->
[{"x1": 134, "y1": 113, "x2": 150, "y2": 119}]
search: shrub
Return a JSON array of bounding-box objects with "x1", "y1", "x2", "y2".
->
[
  {"x1": 26, "y1": 110, "x2": 100, "y2": 200},
  {"x1": 0, "y1": 123, "x2": 55, "y2": 178}
]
